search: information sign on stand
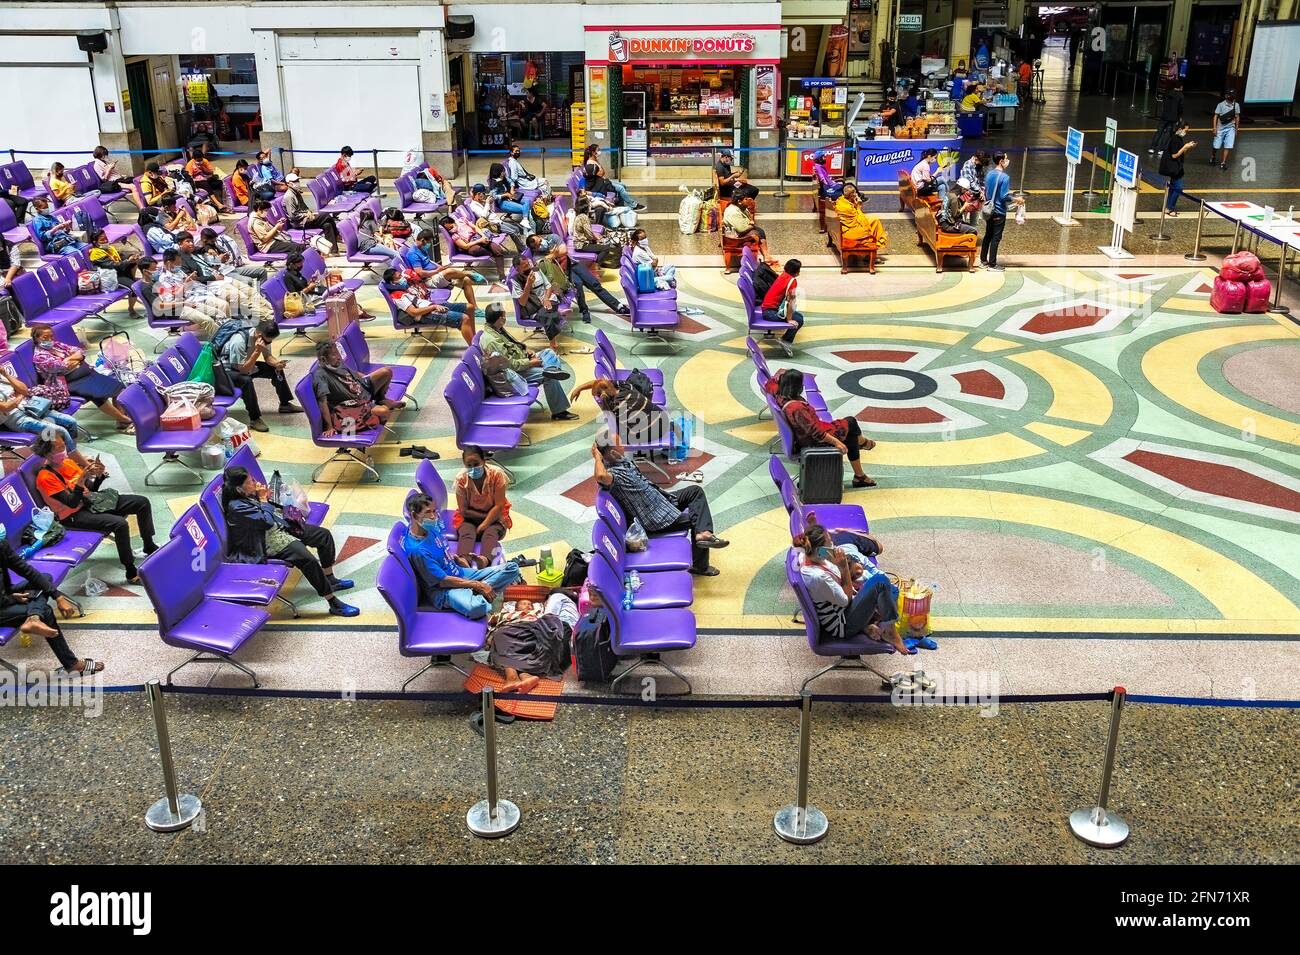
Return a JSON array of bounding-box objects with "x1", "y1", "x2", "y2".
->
[
  {"x1": 1055, "y1": 127, "x2": 1084, "y2": 226},
  {"x1": 1099, "y1": 148, "x2": 1138, "y2": 259}
]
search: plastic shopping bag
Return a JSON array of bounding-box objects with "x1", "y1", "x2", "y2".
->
[{"x1": 624, "y1": 519, "x2": 649, "y2": 553}]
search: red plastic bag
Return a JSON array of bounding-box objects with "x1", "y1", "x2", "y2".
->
[
  {"x1": 1222, "y1": 250, "x2": 1263, "y2": 281},
  {"x1": 1245, "y1": 277, "x2": 1272, "y2": 313},
  {"x1": 1210, "y1": 276, "x2": 1247, "y2": 314}
]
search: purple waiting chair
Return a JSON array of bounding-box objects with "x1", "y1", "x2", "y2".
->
[
  {"x1": 116, "y1": 383, "x2": 212, "y2": 486},
  {"x1": 377, "y1": 533, "x2": 487, "y2": 691},
  {"x1": 586, "y1": 548, "x2": 696, "y2": 695},
  {"x1": 138, "y1": 534, "x2": 269, "y2": 687},
  {"x1": 294, "y1": 365, "x2": 382, "y2": 484},
  {"x1": 767, "y1": 454, "x2": 869, "y2": 534},
  {"x1": 171, "y1": 503, "x2": 298, "y2": 618},
  {"x1": 594, "y1": 490, "x2": 691, "y2": 572},
  {"x1": 591, "y1": 521, "x2": 694, "y2": 610}
]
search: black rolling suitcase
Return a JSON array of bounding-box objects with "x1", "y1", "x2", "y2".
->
[{"x1": 798, "y1": 446, "x2": 843, "y2": 504}]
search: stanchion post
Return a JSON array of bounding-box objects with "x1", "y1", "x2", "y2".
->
[
  {"x1": 774, "y1": 691, "x2": 828, "y2": 844},
  {"x1": 371, "y1": 148, "x2": 384, "y2": 198},
  {"x1": 143, "y1": 680, "x2": 203, "y2": 832},
  {"x1": 1014, "y1": 147, "x2": 1030, "y2": 198},
  {"x1": 540, "y1": 145, "x2": 546, "y2": 179},
  {"x1": 1149, "y1": 182, "x2": 1172, "y2": 241},
  {"x1": 1269, "y1": 245, "x2": 1291, "y2": 314},
  {"x1": 772, "y1": 131, "x2": 789, "y2": 199},
  {"x1": 1069, "y1": 686, "x2": 1130, "y2": 848},
  {"x1": 466, "y1": 687, "x2": 520, "y2": 838},
  {"x1": 464, "y1": 147, "x2": 472, "y2": 195},
  {"x1": 1082, "y1": 148, "x2": 1100, "y2": 199},
  {"x1": 1184, "y1": 198, "x2": 1208, "y2": 261}
]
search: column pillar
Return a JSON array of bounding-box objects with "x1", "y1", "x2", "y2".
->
[
  {"x1": 90, "y1": 20, "x2": 143, "y2": 172},
  {"x1": 418, "y1": 28, "x2": 457, "y2": 174},
  {"x1": 252, "y1": 29, "x2": 290, "y2": 156},
  {"x1": 951, "y1": 0, "x2": 974, "y2": 68}
]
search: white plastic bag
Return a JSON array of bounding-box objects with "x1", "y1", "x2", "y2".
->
[
  {"x1": 1014, "y1": 198, "x2": 1027, "y2": 226},
  {"x1": 625, "y1": 519, "x2": 649, "y2": 552},
  {"x1": 97, "y1": 268, "x2": 119, "y2": 292},
  {"x1": 412, "y1": 187, "x2": 438, "y2": 204},
  {"x1": 219, "y1": 417, "x2": 257, "y2": 459},
  {"x1": 678, "y1": 191, "x2": 703, "y2": 234}
]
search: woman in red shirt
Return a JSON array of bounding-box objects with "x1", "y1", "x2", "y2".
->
[{"x1": 768, "y1": 369, "x2": 877, "y2": 487}]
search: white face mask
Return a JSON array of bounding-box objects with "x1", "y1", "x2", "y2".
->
[{"x1": 637, "y1": 238, "x2": 650, "y2": 249}]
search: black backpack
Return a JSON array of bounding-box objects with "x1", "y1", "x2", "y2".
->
[
  {"x1": 573, "y1": 608, "x2": 617, "y2": 683},
  {"x1": 752, "y1": 261, "x2": 779, "y2": 302},
  {"x1": 562, "y1": 547, "x2": 590, "y2": 587},
  {"x1": 624, "y1": 368, "x2": 655, "y2": 401}
]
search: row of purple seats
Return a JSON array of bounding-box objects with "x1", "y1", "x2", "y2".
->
[
  {"x1": 261, "y1": 271, "x2": 327, "y2": 353},
  {"x1": 265, "y1": 196, "x2": 318, "y2": 245},
  {"x1": 443, "y1": 357, "x2": 526, "y2": 475},
  {"x1": 768, "y1": 454, "x2": 868, "y2": 537},
  {"x1": 334, "y1": 318, "x2": 419, "y2": 409},
  {"x1": 592, "y1": 329, "x2": 664, "y2": 395},
  {"x1": 617, "y1": 248, "x2": 680, "y2": 353},
  {"x1": 505, "y1": 264, "x2": 577, "y2": 342},
  {"x1": 737, "y1": 254, "x2": 792, "y2": 348},
  {"x1": 376, "y1": 272, "x2": 454, "y2": 355},
  {"x1": 0, "y1": 161, "x2": 48, "y2": 203},
  {"x1": 233, "y1": 216, "x2": 292, "y2": 268},
  {"x1": 137, "y1": 531, "x2": 269, "y2": 688},
  {"x1": 438, "y1": 220, "x2": 504, "y2": 278},
  {"x1": 465, "y1": 336, "x2": 541, "y2": 412},
  {"x1": 0, "y1": 200, "x2": 30, "y2": 247},
  {"x1": 9, "y1": 252, "x2": 128, "y2": 331},
  {"x1": 116, "y1": 336, "x2": 235, "y2": 485},
  {"x1": 393, "y1": 168, "x2": 446, "y2": 221},
  {"x1": 222, "y1": 174, "x2": 248, "y2": 214},
  {"x1": 308, "y1": 169, "x2": 367, "y2": 216},
  {"x1": 588, "y1": 492, "x2": 697, "y2": 694},
  {"x1": 747, "y1": 336, "x2": 827, "y2": 419},
  {"x1": 27, "y1": 197, "x2": 144, "y2": 262}
]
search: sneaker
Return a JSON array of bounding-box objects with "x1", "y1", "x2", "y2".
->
[
  {"x1": 542, "y1": 367, "x2": 570, "y2": 381},
  {"x1": 633, "y1": 203, "x2": 648, "y2": 212},
  {"x1": 551, "y1": 411, "x2": 579, "y2": 421},
  {"x1": 580, "y1": 312, "x2": 593, "y2": 323},
  {"x1": 328, "y1": 601, "x2": 360, "y2": 617},
  {"x1": 278, "y1": 403, "x2": 302, "y2": 414},
  {"x1": 987, "y1": 264, "x2": 1006, "y2": 272},
  {"x1": 1220, "y1": 162, "x2": 1228, "y2": 170},
  {"x1": 328, "y1": 577, "x2": 355, "y2": 592},
  {"x1": 248, "y1": 417, "x2": 270, "y2": 432},
  {"x1": 777, "y1": 340, "x2": 794, "y2": 357},
  {"x1": 616, "y1": 304, "x2": 631, "y2": 315}
]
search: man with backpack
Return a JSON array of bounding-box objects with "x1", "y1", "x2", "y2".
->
[{"x1": 215, "y1": 318, "x2": 301, "y2": 432}]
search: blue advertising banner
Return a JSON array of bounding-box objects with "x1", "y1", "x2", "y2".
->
[
  {"x1": 1114, "y1": 147, "x2": 1139, "y2": 189},
  {"x1": 855, "y1": 137, "x2": 963, "y2": 181},
  {"x1": 1066, "y1": 127, "x2": 1084, "y2": 164}
]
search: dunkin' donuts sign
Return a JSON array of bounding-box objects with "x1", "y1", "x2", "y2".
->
[{"x1": 607, "y1": 30, "x2": 757, "y2": 62}]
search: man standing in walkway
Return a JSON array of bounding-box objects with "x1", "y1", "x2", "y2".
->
[
  {"x1": 1148, "y1": 81, "x2": 1183, "y2": 156},
  {"x1": 1211, "y1": 89, "x2": 1241, "y2": 171}
]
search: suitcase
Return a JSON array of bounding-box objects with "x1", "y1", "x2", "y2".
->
[{"x1": 798, "y1": 446, "x2": 844, "y2": 505}]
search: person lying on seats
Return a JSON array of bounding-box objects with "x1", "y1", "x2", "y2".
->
[
  {"x1": 403, "y1": 493, "x2": 521, "y2": 620},
  {"x1": 592, "y1": 430, "x2": 728, "y2": 577},
  {"x1": 221, "y1": 465, "x2": 359, "y2": 617},
  {"x1": 569, "y1": 376, "x2": 666, "y2": 444},
  {"x1": 833, "y1": 184, "x2": 887, "y2": 250},
  {"x1": 767, "y1": 368, "x2": 877, "y2": 488},
  {"x1": 794, "y1": 519, "x2": 910, "y2": 654}
]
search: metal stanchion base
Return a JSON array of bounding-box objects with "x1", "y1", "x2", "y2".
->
[
  {"x1": 1068, "y1": 806, "x2": 1129, "y2": 847},
  {"x1": 1268, "y1": 304, "x2": 1291, "y2": 315},
  {"x1": 1053, "y1": 216, "x2": 1080, "y2": 227},
  {"x1": 774, "y1": 804, "x2": 829, "y2": 845},
  {"x1": 1081, "y1": 191, "x2": 1102, "y2": 200},
  {"x1": 467, "y1": 799, "x2": 520, "y2": 838},
  {"x1": 1184, "y1": 252, "x2": 1207, "y2": 262},
  {"x1": 145, "y1": 793, "x2": 202, "y2": 832},
  {"x1": 1149, "y1": 233, "x2": 1172, "y2": 242}
]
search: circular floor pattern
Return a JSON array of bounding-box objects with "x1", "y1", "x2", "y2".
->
[
  {"x1": 836, "y1": 367, "x2": 939, "y2": 401},
  {"x1": 1222, "y1": 344, "x2": 1300, "y2": 416}
]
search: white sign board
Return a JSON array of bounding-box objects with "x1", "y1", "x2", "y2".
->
[
  {"x1": 1066, "y1": 127, "x2": 1084, "y2": 165},
  {"x1": 1104, "y1": 117, "x2": 1118, "y2": 148},
  {"x1": 1114, "y1": 147, "x2": 1139, "y2": 189},
  {"x1": 1244, "y1": 21, "x2": 1300, "y2": 104}
]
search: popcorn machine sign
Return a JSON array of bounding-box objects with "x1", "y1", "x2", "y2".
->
[{"x1": 607, "y1": 30, "x2": 757, "y2": 62}]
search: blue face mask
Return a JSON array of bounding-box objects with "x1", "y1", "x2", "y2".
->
[
  {"x1": 467, "y1": 465, "x2": 485, "y2": 480},
  {"x1": 420, "y1": 516, "x2": 444, "y2": 536},
  {"x1": 0, "y1": 524, "x2": 7, "y2": 544},
  {"x1": 35, "y1": 339, "x2": 54, "y2": 350},
  {"x1": 393, "y1": 278, "x2": 409, "y2": 290}
]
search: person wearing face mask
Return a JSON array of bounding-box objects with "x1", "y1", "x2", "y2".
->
[
  {"x1": 452, "y1": 446, "x2": 513, "y2": 570},
  {"x1": 382, "y1": 267, "x2": 473, "y2": 344},
  {"x1": 0, "y1": 521, "x2": 99, "y2": 676},
  {"x1": 30, "y1": 198, "x2": 89, "y2": 256},
  {"x1": 979, "y1": 152, "x2": 1022, "y2": 272},
  {"x1": 505, "y1": 143, "x2": 546, "y2": 193},
  {"x1": 794, "y1": 520, "x2": 908, "y2": 654},
  {"x1": 400, "y1": 229, "x2": 483, "y2": 314},
  {"x1": 281, "y1": 173, "x2": 341, "y2": 254},
  {"x1": 403, "y1": 493, "x2": 521, "y2": 619},
  {"x1": 333, "y1": 146, "x2": 378, "y2": 194},
  {"x1": 28, "y1": 323, "x2": 135, "y2": 432},
  {"x1": 0, "y1": 364, "x2": 88, "y2": 467},
  {"x1": 221, "y1": 466, "x2": 359, "y2": 617},
  {"x1": 525, "y1": 235, "x2": 627, "y2": 322},
  {"x1": 311, "y1": 340, "x2": 403, "y2": 437},
  {"x1": 219, "y1": 318, "x2": 300, "y2": 433},
  {"x1": 506, "y1": 257, "x2": 568, "y2": 354},
  {"x1": 581, "y1": 144, "x2": 646, "y2": 212},
  {"x1": 32, "y1": 434, "x2": 158, "y2": 584},
  {"x1": 628, "y1": 230, "x2": 676, "y2": 290},
  {"x1": 487, "y1": 163, "x2": 532, "y2": 228},
  {"x1": 439, "y1": 214, "x2": 508, "y2": 275},
  {"x1": 249, "y1": 150, "x2": 289, "y2": 201},
  {"x1": 479, "y1": 302, "x2": 575, "y2": 421},
  {"x1": 355, "y1": 209, "x2": 405, "y2": 264}
]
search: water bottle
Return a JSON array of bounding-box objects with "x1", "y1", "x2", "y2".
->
[
  {"x1": 622, "y1": 575, "x2": 634, "y2": 610},
  {"x1": 540, "y1": 547, "x2": 553, "y2": 572},
  {"x1": 629, "y1": 570, "x2": 642, "y2": 593}
]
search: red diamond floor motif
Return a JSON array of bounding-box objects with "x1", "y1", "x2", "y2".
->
[
  {"x1": 1125, "y1": 450, "x2": 1300, "y2": 513},
  {"x1": 1021, "y1": 305, "x2": 1109, "y2": 336}
]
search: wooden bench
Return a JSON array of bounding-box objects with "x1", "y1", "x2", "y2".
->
[
  {"x1": 912, "y1": 202, "x2": 977, "y2": 273},
  {"x1": 898, "y1": 170, "x2": 942, "y2": 215},
  {"x1": 825, "y1": 200, "x2": 878, "y2": 274},
  {"x1": 723, "y1": 233, "x2": 758, "y2": 273}
]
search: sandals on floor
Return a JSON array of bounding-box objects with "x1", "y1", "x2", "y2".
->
[
  {"x1": 512, "y1": 554, "x2": 539, "y2": 567},
  {"x1": 698, "y1": 536, "x2": 730, "y2": 549},
  {"x1": 689, "y1": 566, "x2": 721, "y2": 577},
  {"x1": 116, "y1": 423, "x2": 136, "y2": 435},
  {"x1": 852, "y1": 476, "x2": 877, "y2": 488},
  {"x1": 57, "y1": 658, "x2": 103, "y2": 678}
]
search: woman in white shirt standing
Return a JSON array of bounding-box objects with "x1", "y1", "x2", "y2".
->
[{"x1": 794, "y1": 522, "x2": 910, "y2": 654}]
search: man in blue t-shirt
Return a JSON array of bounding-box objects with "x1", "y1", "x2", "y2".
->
[
  {"x1": 399, "y1": 228, "x2": 483, "y2": 314},
  {"x1": 402, "y1": 493, "x2": 520, "y2": 619},
  {"x1": 979, "y1": 152, "x2": 1021, "y2": 272}
]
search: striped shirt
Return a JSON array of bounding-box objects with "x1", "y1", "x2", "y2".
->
[{"x1": 605, "y1": 459, "x2": 682, "y2": 533}]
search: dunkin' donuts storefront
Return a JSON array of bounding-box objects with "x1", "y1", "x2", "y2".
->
[{"x1": 581, "y1": 6, "x2": 783, "y2": 174}]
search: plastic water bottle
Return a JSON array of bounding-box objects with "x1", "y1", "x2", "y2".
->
[
  {"x1": 622, "y1": 575, "x2": 634, "y2": 610},
  {"x1": 629, "y1": 570, "x2": 642, "y2": 593}
]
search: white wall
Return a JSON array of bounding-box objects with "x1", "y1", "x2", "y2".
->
[
  {"x1": 281, "y1": 61, "x2": 423, "y2": 165},
  {"x1": 0, "y1": 66, "x2": 101, "y2": 168}
]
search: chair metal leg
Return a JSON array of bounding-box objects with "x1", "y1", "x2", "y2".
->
[
  {"x1": 630, "y1": 331, "x2": 682, "y2": 356},
  {"x1": 0, "y1": 654, "x2": 18, "y2": 678},
  {"x1": 610, "y1": 652, "x2": 692, "y2": 696},
  {"x1": 401, "y1": 654, "x2": 472, "y2": 692},
  {"x1": 395, "y1": 325, "x2": 443, "y2": 357},
  {"x1": 633, "y1": 452, "x2": 672, "y2": 485},
  {"x1": 165, "y1": 650, "x2": 260, "y2": 688},
  {"x1": 272, "y1": 594, "x2": 300, "y2": 619},
  {"x1": 311, "y1": 448, "x2": 380, "y2": 484},
  {"x1": 276, "y1": 328, "x2": 317, "y2": 356},
  {"x1": 800, "y1": 655, "x2": 891, "y2": 693},
  {"x1": 144, "y1": 452, "x2": 203, "y2": 487}
]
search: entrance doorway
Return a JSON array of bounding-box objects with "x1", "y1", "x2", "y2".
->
[{"x1": 126, "y1": 61, "x2": 156, "y2": 152}]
